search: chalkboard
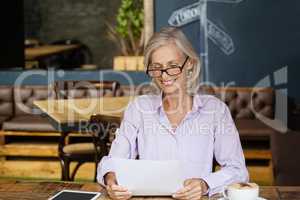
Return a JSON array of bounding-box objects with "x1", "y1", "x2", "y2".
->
[{"x1": 154, "y1": 0, "x2": 300, "y2": 101}]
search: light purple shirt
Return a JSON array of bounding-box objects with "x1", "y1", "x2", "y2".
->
[{"x1": 97, "y1": 94, "x2": 249, "y2": 196}]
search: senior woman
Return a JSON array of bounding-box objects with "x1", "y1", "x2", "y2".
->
[{"x1": 97, "y1": 27, "x2": 248, "y2": 200}]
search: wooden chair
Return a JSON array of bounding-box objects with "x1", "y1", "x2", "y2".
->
[
  {"x1": 50, "y1": 39, "x2": 93, "y2": 68},
  {"x1": 89, "y1": 114, "x2": 122, "y2": 165},
  {"x1": 55, "y1": 80, "x2": 121, "y2": 181}
]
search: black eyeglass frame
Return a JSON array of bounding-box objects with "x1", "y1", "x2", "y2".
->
[{"x1": 146, "y1": 56, "x2": 189, "y2": 78}]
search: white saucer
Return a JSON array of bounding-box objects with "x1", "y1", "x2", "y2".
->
[{"x1": 218, "y1": 197, "x2": 266, "y2": 200}]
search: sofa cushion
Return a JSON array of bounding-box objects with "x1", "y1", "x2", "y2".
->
[
  {"x1": 235, "y1": 119, "x2": 277, "y2": 139},
  {"x1": 2, "y1": 115, "x2": 56, "y2": 132},
  {"x1": 0, "y1": 86, "x2": 13, "y2": 117},
  {"x1": 14, "y1": 85, "x2": 56, "y2": 116},
  {"x1": 0, "y1": 116, "x2": 10, "y2": 127}
]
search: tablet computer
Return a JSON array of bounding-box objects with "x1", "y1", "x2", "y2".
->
[{"x1": 48, "y1": 190, "x2": 101, "y2": 200}]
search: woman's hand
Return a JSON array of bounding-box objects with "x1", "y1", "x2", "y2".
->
[
  {"x1": 104, "y1": 172, "x2": 132, "y2": 200},
  {"x1": 173, "y1": 178, "x2": 208, "y2": 200}
]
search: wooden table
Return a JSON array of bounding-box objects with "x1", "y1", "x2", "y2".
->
[
  {"x1": 25, "y1": 44, "x2": 81, "y2": 61},
  {"x1": 0, "y1": 180, "x2": 299, "y2": 200},
  {"x1": 34, "y1": 97, "x2": 134, "y2": 132},
  {"x1": 33, "y1": 97, "x2": 134, "y2": 180}
]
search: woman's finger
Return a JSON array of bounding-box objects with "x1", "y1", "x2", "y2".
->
[
  {"x1": 174, "y1": 186, "x2": 201, "y2": 199},
  {"x1": 117, "y1": 193, "x2": 132, "y2": 200},
  {"x1": 184, "y1": 186, "x2": 202, "y2": 196},
  {"x1": 175, "y1": 184, "x2": 193, "y2": 195},
  {"x1": 174, "y1": 180, "x2": 199, "y2": 196},
  {"x1": 108, "y1": 192, "x2": 130, "y2": 200},
  {"x1": 184, "y1": 179, "x2": 193, "y2": 186},
  {"x1": 185, "y1": 190, "x2": 202, "y2": 200},
  {"x1": 111, "y1": 184, "x2": 128, "y2": 192},
  {"x1": 114, "y1": 191, "x2": 132, "y2": 197},
  {"x1": 106, "y1": 184, "x2": 131, "y2": 200}
]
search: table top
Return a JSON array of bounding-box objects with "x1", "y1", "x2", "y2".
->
[
  {"x1": 34, "y1": 97, "x2": 134, "y2": 124},
  {"x1": 25, "y1": 44, "x2": 81, "y2": 60},
  {"x1": 0, "y1": 180, "x2": 299, "y2": 200}
]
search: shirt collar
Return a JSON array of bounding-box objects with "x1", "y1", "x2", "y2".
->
[{"x1": 153, "y1": 93, "x2": 204, "y2": 113}]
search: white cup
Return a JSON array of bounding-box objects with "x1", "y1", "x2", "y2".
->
[{"x1": 223, "y1": 183, "x2": 259, "y2": 200}]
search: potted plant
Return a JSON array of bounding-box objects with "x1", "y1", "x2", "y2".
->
[{"x1": 106, "y1": 0, "x2": 144, "y2": 71}]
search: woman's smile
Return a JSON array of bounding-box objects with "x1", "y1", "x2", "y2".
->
[{"x1": 161, "y1": 78, "x2": 177, "y2": 86}]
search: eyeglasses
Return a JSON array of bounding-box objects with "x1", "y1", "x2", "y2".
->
[{"x1": 146, "y1": 56, "x2": 189, "y2": 78}]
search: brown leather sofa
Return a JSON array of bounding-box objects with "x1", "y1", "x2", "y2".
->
[
  {"x1": 198, "y1": 86, "x2": 276, "y2": 140},
  {"x1": 0, "y1": 84, "x2": 277, "y2": 138},
  {"x1": 0, "y1": 82, "x2": 122, "y2": 133}
]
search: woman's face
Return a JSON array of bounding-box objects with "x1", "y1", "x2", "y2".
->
[{"x1": 149, "y1": 43, "x2": 191, "y2": 95}]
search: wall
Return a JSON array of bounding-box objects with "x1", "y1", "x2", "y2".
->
[
  {"x1": 24, "y1": 0, "x2": 121, "y2": 68},
  {"x1": 0, "y1": 1, "x2": 24, "y2": 68}
]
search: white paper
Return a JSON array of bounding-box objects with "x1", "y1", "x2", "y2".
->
[{"x1": 112, "y1": 158, "x2": 184, "y2": 196}]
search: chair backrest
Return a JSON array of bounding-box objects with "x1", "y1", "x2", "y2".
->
[
  {"x1": 89, "y1": 114, "x2": 121, "y2": 159},
  {"x1": 51, "y1": 39, "x2": 93, "y2": 66},
  {"x1": 271, "y1": 131, "x2": 300, "y2": 186},
  {"x1": 54, "y1": 80, "x2": 120, "y2": 99}
]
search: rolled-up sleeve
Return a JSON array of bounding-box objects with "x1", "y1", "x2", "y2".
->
[
  {"x1": 202, "y1": 102, "x2": 249, "y2": 196},
  {"x1": 97, "y1": 100, "x2": 141, "y2": 186}
]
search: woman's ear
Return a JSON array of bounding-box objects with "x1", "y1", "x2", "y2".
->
[
  {"x1": 186, "y1": 58, "x2": 194, "y2": 70},
  {"x1": 186, "y1": 69, "x2": 193, "y2": 78}
]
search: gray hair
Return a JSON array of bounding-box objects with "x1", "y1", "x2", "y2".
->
[{"x1": 144, "y1": 26, "x2": 201, "y2": 94}]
